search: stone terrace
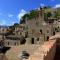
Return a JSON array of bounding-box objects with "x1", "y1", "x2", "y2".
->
[
  {"x1": 28, "y1": 40, "x2": 56, "y2": 60},
  {"x1": 4, "y1": 39, "x2": 56, "y2": 60}
]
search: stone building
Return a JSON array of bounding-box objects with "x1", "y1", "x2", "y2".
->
[
  {"x1": 0, "y1": 7, "x2": 58, "y2": 46},
  {"x1": 14, "y1": 24, "x2": 25, "y2": 35},
  {"x1": 24, "y1": 8, "x2": 57, "y2": 42}
]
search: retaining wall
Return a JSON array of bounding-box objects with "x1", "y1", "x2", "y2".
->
[{"x1": 29, "y1": 39, "x2": 56, "y2": 60}]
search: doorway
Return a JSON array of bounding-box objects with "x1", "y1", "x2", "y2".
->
[
  {"x1": 53, "y1": 31, "x2": 55, "y2": 35},
  {"x1": 47, "y1": 36, "x2": 49, "y2": 41},
  {"x1": 31, "y1": 38, "x2": 34, "y2": 44}
]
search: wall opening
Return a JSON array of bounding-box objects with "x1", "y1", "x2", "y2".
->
[
  {"x1": 20, "y1": 39, "x2": 26, "y2": 44},
  {"x1": 53, "y1": 31, "x2": 55, "y2": 35},
  {"x1": 40, "y1": 29, "x2": 42, "y2": 34},
  {"x1": 31, "y1": 38, "x2": 34, "y2": 44},
  {"x1": 47, "y1": 36, "x2": 49, "y2": 41}
]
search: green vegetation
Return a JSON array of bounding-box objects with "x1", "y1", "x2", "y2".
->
[
  {"x1": 55, "y1": 8, "x2": 60, "y2": 17},
  {"x1": 9, "y1": 23, "x2": 19, "y2": 30},
  {"x1": 20, "y1": 14, "x2": 29, "y2": 24},
  {"x1": 20, "y1": 6, "x2": 60, "y2": 24},
  {"x1": 20, "y1": 10, "x2": 38, "y2": 24},
  {"x1": 44, "y1": 12, "x2": 52, "y2": 17}
]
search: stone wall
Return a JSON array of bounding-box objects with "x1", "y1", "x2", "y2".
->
[
  {"x1": 28, "y1": 39, "x2": 56, "y2": 60},
  {"x1": 4, "y1": 39, "x2": 20, "y2": 46},
  {"x1": 3, "y1": 39, "x2": 56, "y2": 60},
  {"x1": 25, "y1": 37, "x2": 44, "y2": 44},
  {"x1": 4, "y1": 36, "x2": 44, "y2": 46}
]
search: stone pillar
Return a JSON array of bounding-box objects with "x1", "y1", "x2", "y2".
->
[
  {"x1": 34, "y1": 38, "x2": 37, "y2": 44},
  {"x1": 22, "y1": 32, "x2": 25, "y2": 37}
]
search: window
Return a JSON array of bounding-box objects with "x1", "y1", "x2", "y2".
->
[
  {"x1": 47, "y1": 36, "x2": 49, "y2": 41},
  {"x1": 58, "y1": 26, "x2": 59, "y2": 28},
  {"x1": 40, "y1": 29, "x2": 42, "y2": 34},
  {"x1": 20, "y1": 32, "x2": 22, "y2": 35},
  {"x1": 25, "y1": 31, "x2": 28, "y2": 38},
  {"x1": 31, "y1": 38, "x2": 34, "y2": 44},
  {"x1": 8, "y1": 42, "x2": 9, "y2": 45},
  {"x1": 53, "y1": 31, "x2": 55, "y2": 35},
  {"x1": 37, "y1": 38, "x2": 39, "y2": 41},
  {"x1": 47, "y1": 30, "x2": 49, "y2": 33},
  {"x1": 14, "y1": 42, "x2": 16, "y2": 45}
]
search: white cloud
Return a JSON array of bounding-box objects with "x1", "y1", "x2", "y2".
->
[
  {"x1": 0, "y1": 20, "x2": 6, "y2": 25},
  {"x1": 8, "y1": 14, "x2": 14, "y2": 18},
  {"x1": 40, "y1": 3, "x2": 45, "y2": 7},
  {"x1": 17, "y1": 9, "x2": 26, "y2": 20},
  {"x1": 11, "y1": 21, "x2": 15, "y2": 25},
  {"x1": 54, "y1": 4, "x2": 60, "y2": 8}
]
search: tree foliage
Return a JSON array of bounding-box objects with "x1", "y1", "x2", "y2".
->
[
  {"x1": 44, "y1": 12, "x2": 52, "y2": 17},
  {"x1": 9, "y1": 23, "x2": 19, "y2": 30},
  {"x1": 20, "y1": 10, "x2": 38, "y2": 24},
  {"x1": 14, "y1": 23, "x2": 19, "y2": 27},
  {"x1": 20, "y1": 6, "x2": 60, "y2": 24}
]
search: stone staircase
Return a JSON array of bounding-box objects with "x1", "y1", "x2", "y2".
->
[
  {"x1": 5, "y1": 44, "x2": 41, "y2": 60},
  {"x1": 1, "y1": 39, "x2": 56, "y2": 60}
]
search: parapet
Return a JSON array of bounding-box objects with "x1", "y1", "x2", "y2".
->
[{"x1": 5, "y1": 39, "x2": 56, "y2": 60}]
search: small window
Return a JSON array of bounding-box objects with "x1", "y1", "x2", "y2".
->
[
  {"x1": 31, "y1": 38, "x2": 34, "y2": 44},
  {"x1": 53, "y1": 31, "x2": 55, "y2": 35},
  {"x1": 14, "y1": 42, "x2": 16, "y2": 45},
  {"x1": 47, "y1": 36, "x2": 49, "y2": 41},
  {"x1": 20, "y1": 32, "x2": 22, "y2": 35},
  {"x1": 58, "y1": 26, "x2": 59, "y2": 28},
  {"x1": 37, "y1": 38, "x2": 39, "y2": 41},
  {"x1": 47, "y1": 30, "x2": 49, "y2": 33},
  {"x1": 8, "y1": 42, "x2": 9, "y2": 45},
  {"x1": 40, "y1": 29, "x2": 42, "y2": 34}
]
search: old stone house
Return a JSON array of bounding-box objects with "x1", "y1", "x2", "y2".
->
[{"x1": 24, "y1": 9, "x2": 57, "y2": 42}]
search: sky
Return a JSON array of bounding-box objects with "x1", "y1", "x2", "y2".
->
[{"x1": 0, "y1": 0, "x2": 60, "y2": 26}]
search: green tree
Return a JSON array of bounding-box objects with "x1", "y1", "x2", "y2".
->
[
  {"x1": 20, "y1": 10, "x2": 38, "y2": 24},
  {"x1": 20, "y1": 14, "x2": 29, "y2": 24},
  {"x1": 9, "y1": 25, "x2": 15, "y2": 30},
  {"x1": 14, "y1": 23, "x2": 19, "y2": 27},
  {"x1": 44, "y1": 12, "x2": 52, "y2": 17},
  {"x1": 29, "y1": 10, "x2": 38, "y2": 19}
]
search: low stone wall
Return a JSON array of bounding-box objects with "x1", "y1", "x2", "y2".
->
[
  {"x1": 29, "y1": 39, "x2": 56, "y2": 60},
  {"x1": 4, "y1": 39, "x2": 56, "y2": 60},
  {"x1": 4, "y1": 39, "x2": 20, "y2": 46},
  {"x1": 4, "y1": 37, "x2": 45, "y2": 46},
  {"x1": 26, "y1": 37, "x2": 44, "y2": 44}
]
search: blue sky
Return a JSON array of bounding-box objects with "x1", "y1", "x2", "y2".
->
[{"x1": 0, "y1": 0, "x2": 60, "y2": 26}]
